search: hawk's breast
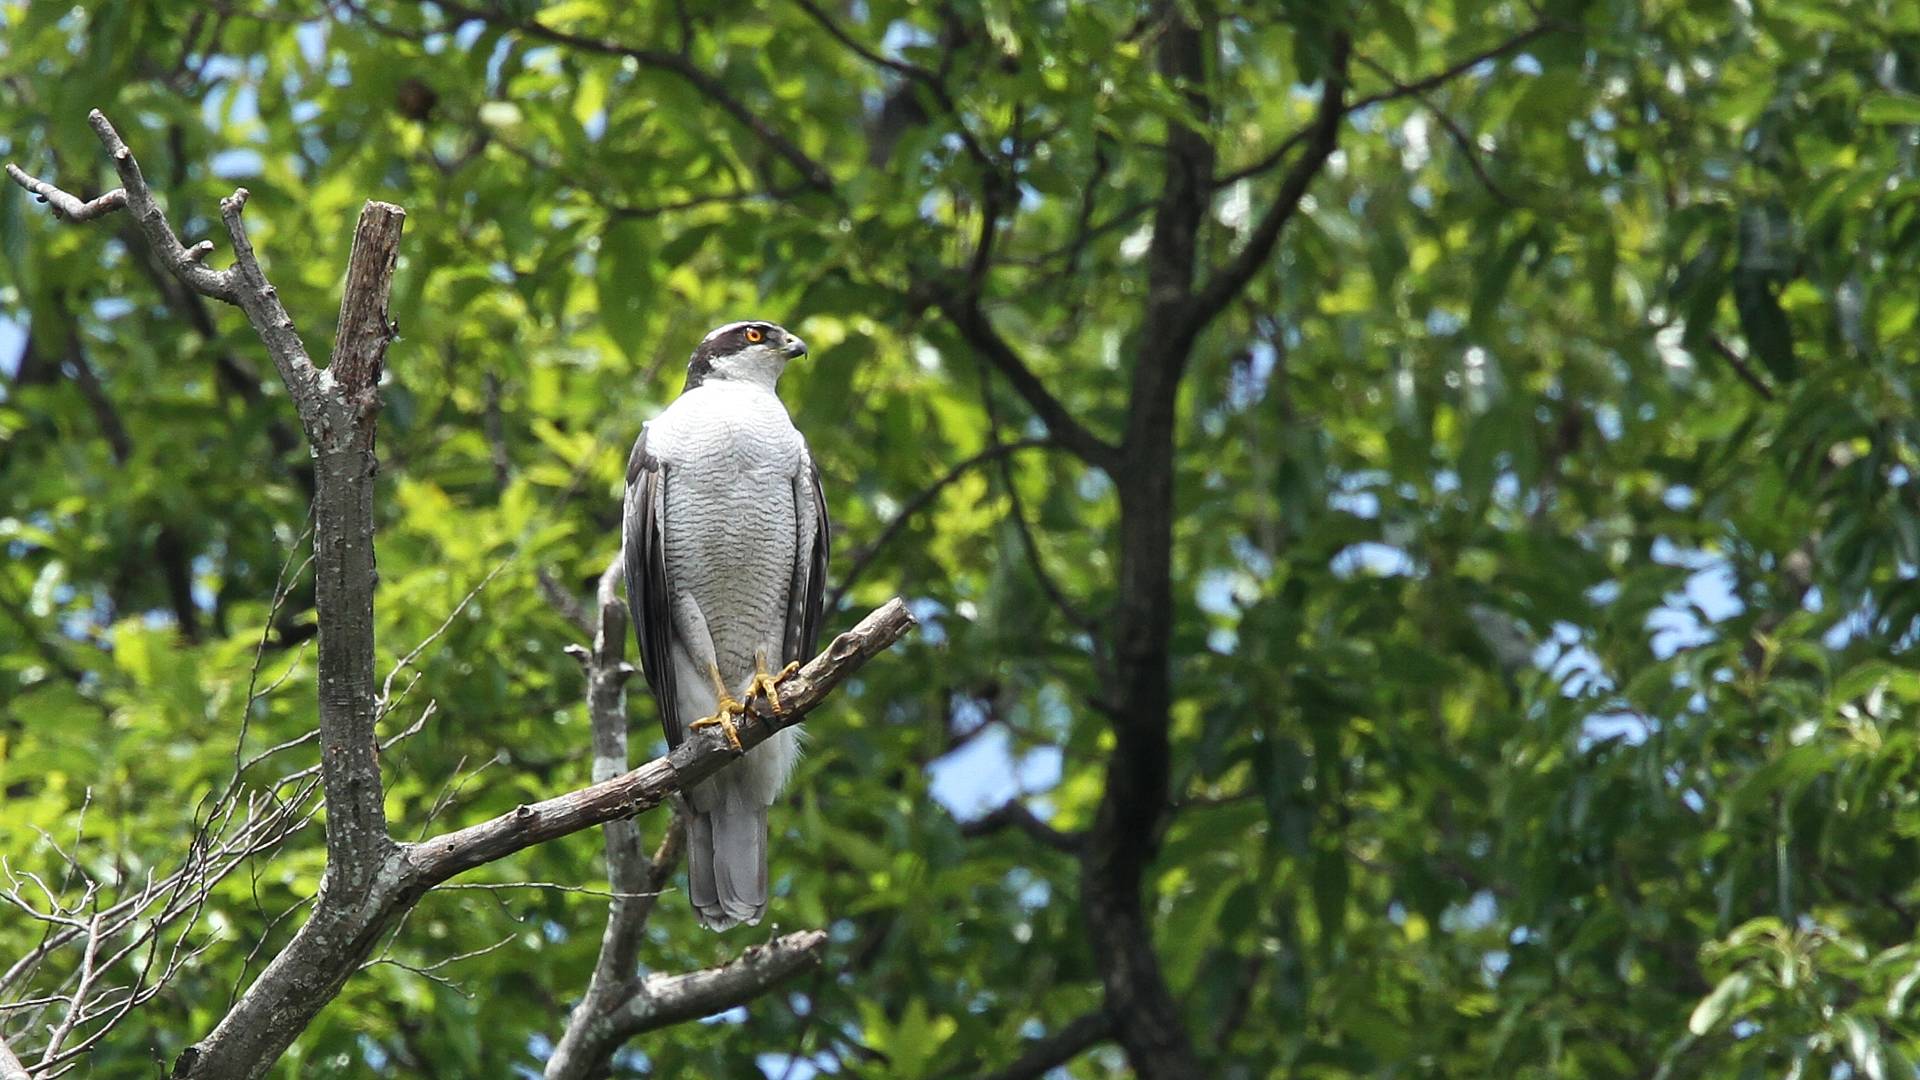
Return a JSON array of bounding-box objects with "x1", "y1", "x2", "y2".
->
[{"x1": 657, "y1": 384, "x2": 803, "y2": 682}]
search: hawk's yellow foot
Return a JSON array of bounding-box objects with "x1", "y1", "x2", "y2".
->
[
  {"x1": 690, "y1": 662, "x2": 747, "y2": 751},
  {"x1": 746, "y1": 654, "x2": 803, "y2": 715}
]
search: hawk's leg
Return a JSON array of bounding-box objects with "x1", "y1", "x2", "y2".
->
[
  {"x1": 745, "y1": 651, "x2": 803, "y2": 715},
  {"x1": 689, "y1": 661, "x2": 747, "y2": 752}
]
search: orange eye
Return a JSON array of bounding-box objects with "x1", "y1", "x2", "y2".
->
[{"x1": 744, "y1": 327, "x2": 765, "y2": 344}]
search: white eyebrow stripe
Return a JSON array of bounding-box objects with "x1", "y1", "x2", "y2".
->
[{"x1": 702, "y1": 321, "x2": 753, "y2": 343}]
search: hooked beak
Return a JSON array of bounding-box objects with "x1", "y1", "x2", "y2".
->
[{"x1": 784, "y1": 335, "x2": 809, "y2": 359}]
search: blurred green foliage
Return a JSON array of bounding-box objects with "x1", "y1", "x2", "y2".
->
[{"x1": 2, "y1": 0, "x2": 1919, "y2": 1076}]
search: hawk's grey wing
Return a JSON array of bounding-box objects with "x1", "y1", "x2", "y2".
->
[
  {"x1": 784, "y1": 449, "x2": 830, "y2": 665},
  {"x1": 624, "y1": 428, "x2": 684, "y2": 749}
]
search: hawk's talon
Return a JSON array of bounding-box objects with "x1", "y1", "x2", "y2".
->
[
  {"x1": 746, "y1": 655, "x2": 801, "y2": 716},
  {"x1": 692, "y1": 661, "x2": 747, "y2": 752},
  {"x1": 690, "y1": 698, "x2": 746, "y2": 752}
]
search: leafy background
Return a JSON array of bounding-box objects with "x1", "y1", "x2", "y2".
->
[{"x1": 2, "y1": 0, "x2": 1919, "y2": 1076}]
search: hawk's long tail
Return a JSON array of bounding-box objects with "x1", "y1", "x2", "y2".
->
[{"x1": 686, "y1": 798, "x2": 769, "y2": 931}]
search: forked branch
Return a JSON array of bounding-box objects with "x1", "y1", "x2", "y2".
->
[
  {"x1": 5, "y1": 111, "x2": 910, "y2": 1080},
  {"x1": 542, "y1": 562, "x2": 831, "y2": 1080}
]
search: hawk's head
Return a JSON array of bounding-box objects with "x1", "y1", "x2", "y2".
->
[{"x1": 684, "y1": 321, "x2": 807, "y2": 392}]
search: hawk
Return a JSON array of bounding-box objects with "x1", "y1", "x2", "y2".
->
[{"x1": 623, "y1": 320, "x2": 829, "y2": 930}]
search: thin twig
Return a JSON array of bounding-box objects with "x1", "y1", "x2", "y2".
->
[{"x1": 828, "y1": 437, "x2": 1054, "y2": 611}]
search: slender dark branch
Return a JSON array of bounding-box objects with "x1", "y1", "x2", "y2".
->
[
  {"x1": 420, "y1": 0, "x2": 834, "y2": 192},
  {"x1": 791, "y1": 0, "x2": 999, "y2": 178},
  {"x1": 1180, "y1": 34, "x2": 1350, "y2": 347},
  {"x1": 983, "y1": 362, "x2": 1101, "y2": 637},
  {"x1": 1353, "y1": 52, "x2": 1514, "y2": 206},
  {"x1": 959, "y1": 800, "x2": 1083, "y2": 855},
  {"x1": 1213, "y1": 22, "x2": 1560, "y2": 188},
  {"x1": 934, "y1": 299, "x2": 1121, "y2": 473},
  {"x1": 58, "y1": 324, "x2": 132, "y2": 462},
  {"x1": 978, "y1": 1011, "x2": 1115, "y2": 1080},
  {"x1": 1707, "y1": 333, "x2": 1777, "y2": 400},
  {"x1": 1210, "y1": 952, "x2": 1266, "y2": 1054},
  {"x1": 605, "y1": 185, "x2": 803, "y2": 219},
  {"x1": 790, "y1": 0, "x2": 931, "y2": 81},
  {"x1": 1349, "y1": 22, "x2": 1563, "y2": 110},
  {"x1": 828, "y1": 437, "x2": 1053, "y2": 611},
  {"x1": 60, "y1": 295, "x2": 202, "y2": 641}
]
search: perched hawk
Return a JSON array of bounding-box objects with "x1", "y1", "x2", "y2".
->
[{"x1": 623, "y1": 321, "x2": 828, "y2": 930}]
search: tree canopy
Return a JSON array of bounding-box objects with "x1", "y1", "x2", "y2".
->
[{"x1": 3, "y1": 0, "x2": 1919, "y2": 1077}]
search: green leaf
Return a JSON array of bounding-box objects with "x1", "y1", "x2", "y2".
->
[
  {"x1": 1861, "y1": 92, "x2": 1920, "y2": 125},
  {"x1": 1688, "y1": 971, "x2": 1754, "y2": 1035}
]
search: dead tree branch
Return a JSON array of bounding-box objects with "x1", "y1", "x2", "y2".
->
[
  {"x1": 6, "y1": 111, "x2": 910, "y2": 1080},
  {"x1": 541, "y1": 560, "x2": 855, "y2": 1080},
  {"x1": 413, "y1": 599, "x2": 916, "y2": 882},
  {"x1": 0, "y1": 1033, "x2": 30, "y2": 1080},
  {"x1": 602, "y1": 930, "x2": 827, "y2": 1035},
  {"x1": 545, "y1": 559, "x2": 764, "y2": 1080}
]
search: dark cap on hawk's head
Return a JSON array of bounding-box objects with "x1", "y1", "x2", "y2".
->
[{"x1": 684, "y1": 321, "x2": 808, "y2": 393}]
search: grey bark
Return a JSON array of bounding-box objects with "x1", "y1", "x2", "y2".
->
[
  {"x1": 0, "y1": 1033, "x2": 29, "y2": 1080},
  {"x1": 7, "y1": 111, "x2": 910, "y2": 1080},
  {"x1": 543, "y1": 562, "x2": 828, "y2": 1080}
]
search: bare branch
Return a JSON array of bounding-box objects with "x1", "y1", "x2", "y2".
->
[
  {"x1": 604, "y1": 931, "x2": 826, "y2": 1041},
  {"x1": 547, "y1": 559, "x2": 652, "y2": 1077},
  {"x1": 173, "y1": 598, "x2": 910, "y2": 1079},
  {"x1": 5, "y1": 110, "x2": 337, "y2": 433},
  {"x1": 327, "y1": 199, "x2": 406, "y2": 434},
  {"x1": 34, "y1": 915, "x2": 102, "y2": 1067},
  {"x1": 413, "y1": 598, "x2": 916, "y2": 883},
  {"x1": 0, "y1": 779, "x2": 323, "y2": 1070},
  {"x1": 84, "y1": 110, "x2": 234, "y2": 302},
  {"x1": 4, "y1": 163, "x2": 125, "y2": 221},
  {"x1": 549, "y1": 557, "x2": 748, "y2": 1079},
  {"x1": 0, "y1": 1032, "x2": 30, "y2": 1080}
]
